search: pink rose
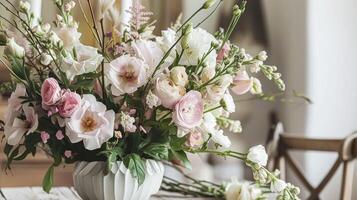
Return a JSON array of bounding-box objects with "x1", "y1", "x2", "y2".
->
[
  {"x1": 58, "y1": 90, "x2": 81, "y2": 118},
  {"x1": 231, "y1": 71, "x2": 253, "y2": 95},
  {"x1": 172, "y1": 91, "x2": 204, "y2": 130},
  {"x1": 41, "y1": 78, "x2": 61, "y2": 107},
  {"x1": 216, "y1": 42, "x2": 230, "y2": 63}
]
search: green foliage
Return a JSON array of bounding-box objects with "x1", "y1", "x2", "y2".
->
[
  {"x1": 169, "y1": 150, "x2": 191, "y2": 170},
  {"x1": 143, "y1": 143, "x2": 169, "y2": 160},
  {"x1": 123, "y1": 153, "x2": 146, "y2": 185},
  {"x1": 42, "y1": 165, "x2": 54, "y2": 193}
]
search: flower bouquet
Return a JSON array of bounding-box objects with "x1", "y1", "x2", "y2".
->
[{"x1": 0, "y1": 0, "x2": 299, "y2": 199}]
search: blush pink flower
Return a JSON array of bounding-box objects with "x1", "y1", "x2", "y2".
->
[
  {"x1": 132, "y1": 40, "x2": 163, "y2": 76},
  {"x1": 58, "y1": 90, "x2": 81, "y2": 118},
  {"x1": 172, "y1": 91, "x2": 204, "y2": 130},
  {"x1": 231, "y1": 71, "x2": 253, "y2": 95},
  {"x1": 56, "y1": 130, "x2": 64, "y2": 140},
  {"x1": 216, "y1": 42, "x2": 230, "y2": 63},
  {"x1": 106, "y1": 55, "x2": 147, "y2": 95},
  {"x1": 186, "y1": 131, "x2": 203, "y2": 148},
  {"x1": 41, "y1": 131, "x2": 50, "y2": 143},
  {"x1": 41, "y1": 78, "x2": 61, "y2": 108}
]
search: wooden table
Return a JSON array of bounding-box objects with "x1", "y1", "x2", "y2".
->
[{"x1": 0, "y1": 187, "x2": 218, "y2": 200}]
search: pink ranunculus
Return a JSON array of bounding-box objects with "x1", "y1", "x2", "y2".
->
[
  {"x1": 173, "y1": 91, "x2": 204, "y2": 130},
  {"x1": 216, "y1": 42, "x2": 231, "y2": 63},
  {"x1": 58, "y1": 90, "x2": 81, "y2": 118},
  {"x1": 41, "y1": 78, "x2": 61, "y2": 108},
  {"x1": 231, "y1": 71, "x2": 253, "y2": 95}
]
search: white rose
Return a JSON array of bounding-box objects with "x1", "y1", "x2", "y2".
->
[
  {"x1": 66, "y1": 94, "x2": 115, "y2": 150},
  {"x1": 63, "y1": 44, "x2": 103, "y2": 80},
  {"x1": 201, "y1": 66, "x2": 215, "y2": 83},
  {"x1": 225, "y1": 181, "x2": 255, "y2": 200},
  {"x1": 181, "y1": 28, "x2": 217, "y2": 68},
  {"x1": 170, "y1": 66, "x2": 188, "y2": 87},
  {"x1": 247, "y1": 145, "x2": 268, "y2": 166},
  {"x1": 5, "y1": 38, "x2": 25, "y2": 58},
  {"x1": 154, "y1": 75, "x2": 185, "y2": 109},
  {"x1": 55, "y1": 26, "x2": 81, "y2": 50},
  {"x1": 270, "y1": 179, "x2": 287, "y2": 193}
]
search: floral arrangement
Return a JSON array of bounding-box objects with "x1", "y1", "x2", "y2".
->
[{"x1": 0, "y1": 0, "x2": 299, "y2": 199}]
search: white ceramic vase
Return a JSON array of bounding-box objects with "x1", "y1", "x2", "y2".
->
[{"x1": 73, "y1": 160, "x2": 164, "y2": 200}]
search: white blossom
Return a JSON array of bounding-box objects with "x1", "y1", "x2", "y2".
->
[
  {"x1": 170, "y1": 66, "x2": 188, "y2": 87},
  {"x1": 270, "y1": 179, "x2": 287, "y2": 193},
  {"x1": 250, "y1": 78, "x2": 262, "y2": 95},
  {"x1": 247, "y1": 145, "x2": 268, "y2": 167},
  {"x1": 229, "y1": 120, "x2": 242, "y2": 133},
  {"x1": 222, "y1": 91, "x2": 235, "y2": 113},
  {"x1": 19, "y1": 1, "x2": 31, "y2": 13},
  {"x1": 257, "y1": 50, "x2": 268, "y2": 61}
]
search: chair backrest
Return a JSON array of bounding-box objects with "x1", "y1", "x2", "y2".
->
[{"x1": 266, "y1": 123, "x2": 357, "y2": 200}]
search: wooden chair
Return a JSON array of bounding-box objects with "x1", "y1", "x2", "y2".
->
[{"x1": 266, "y1": 122, "x2": 357, "y2": 200}]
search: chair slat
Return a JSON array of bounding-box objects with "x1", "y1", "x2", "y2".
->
[{"x1": 280, "y1": 135, "x2": 342, "y2": 152}]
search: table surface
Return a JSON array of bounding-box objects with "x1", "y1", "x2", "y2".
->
[{"x1": 0, "y1": 187, "x2": 218, "y2": 200}]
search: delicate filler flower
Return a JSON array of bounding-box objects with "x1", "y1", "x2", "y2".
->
[
  {"x1": 225, "y1": 180, "x2": 262, "y2": 200},
  {"x1": 247, "y1": 145, "x2": 268, "y2": 167},
  {"x1": 56, "y1": 130, "x2": 64, "y2": 140},
  {"x1": 66, "y1": 94, "x2": 115, "y2": 150},
  {"x1": 222, "y1": 91, "x2": 236, "y2": 113},
  {"x1": 173, "y1": 91, "x2": 204, "y2": 131},
  {"x1": 41, "y1": 131, "x2": 50, "y2": 144},
  {"x1": 146, "y1": 90, "x2": 161, "y2": 109},
  {"x1": 120, "y1": 112, "x2": 137, "y2": 133},
  {"x1": 155, "y1": 75, "x2": 185, "y2": 109},
  {"x1": 107, "y1": 55, "x2": 147, "y2": 95},
  {"x1": 217, "y1": 42, "x2": 230, "y2": 63},
  {"x1": 58, "y1": 90, "x2": 81, "y2": 118}
]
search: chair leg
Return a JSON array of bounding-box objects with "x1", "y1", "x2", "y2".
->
[
  {"x1": 340, "y1": 160, "x2": 355, "y2": 200},
  {"x1": 277, "y1": 156, "x2": 286, "y2": 180}
]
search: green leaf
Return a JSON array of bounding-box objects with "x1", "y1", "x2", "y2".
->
[
  {"x1": 123, "y1": 154, "x2": 146, "y2": 185},
  {"x1": 42, "y1": 165, "x2": 54, "y2": 193},
  {"x1": 169, "y1": 150, "x2": 191, "y2": 170},
  {"x1": 70, "y1": 79, "x2": 94, "y2": 91},
  {"x1": 143, "y1": 143, "x2": 169, "y2": 160}
]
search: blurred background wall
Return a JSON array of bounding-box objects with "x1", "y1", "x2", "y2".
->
[{"x1": 1, "y1": 0, "x2": 357, "y2": 199}]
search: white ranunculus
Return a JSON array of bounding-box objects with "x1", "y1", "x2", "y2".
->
[
  {"x1": 270, "y1": 179, "x2": 287, "y2": 193},
  {"x1": 63, "y1": 44, "x2": 103, "y2": 80},
  {"x1": 181, "y1": 28, "x2": 217, "y2": 68},
  {"x1": 5, "y1": 38, "x2": 25, "y2": 58},
  {"x1": 4, "y1": 104, "x2": 38, "y2": 146},
  {"x1": 154, "y1": 75, "x2": 185, "y2": 109},
  {"x1": 106, "y1": 55, "x2": 147, "y2": 95},
  {"x1": 66, "y1": 94, "x2": 115, "y2": 150},
  {"x1": 222, "y1": 91, "x2": 235, "y2": 113},
  {"x1": 55, "y1": 26, "x2": 81, "y2": 50},
  {"x1": 247, "y1": 145, "x2": 268, "y2": 167},
  {"x1": 170, "y1": 66, "x2": 188, "y2": 87}
]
